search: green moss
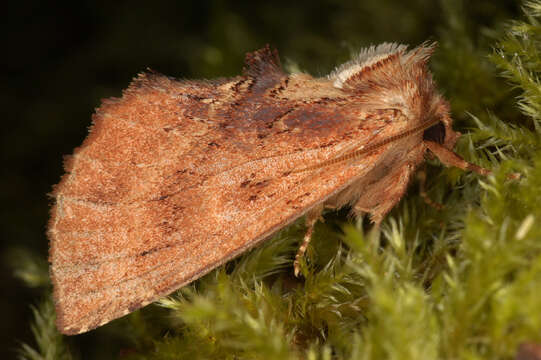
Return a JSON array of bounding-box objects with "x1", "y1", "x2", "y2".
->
[{"x1": 19, "y1": 300, "x2": 72, "y2": 360}]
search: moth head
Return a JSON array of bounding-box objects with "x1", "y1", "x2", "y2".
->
[
  {"x1": 422, "y1": 100, "x2": 460, "y2": 150},
  {"x1": 330, "y1": 42, "x2": 460, "y2": 150}
]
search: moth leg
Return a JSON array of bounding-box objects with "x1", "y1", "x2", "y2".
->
[
  {"x1": 417, "y1": 166, "x2": 443, "y2": 210},
  {"x1": 424, "y1": 140, "x2": 490, "y2": 175},
  {"x1": 353, "y1": 163, "x2": 415, "y2": 225},
  {"x1": 294, "y1": 204, "x2": 324, "y2": 277}
]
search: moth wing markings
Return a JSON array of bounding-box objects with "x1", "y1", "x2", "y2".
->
[
  {"x1": 50, "y1": 68, "x2": 406, "y2": 334},
  {"x1": 242, "y1": 44, "x2": 285, "y2": 93},
  {"x1": 51, "y1": 128, "x2": 368, "y2": 272},
  {"x1": 50, "y1": 75, "x2": 217, "y2": 269},
  {"x1": 49, "y1": 73, "x2": 237, "y2": 334},
  {"x1": 52, "y1": 151, "x2": 387, "y2": 335},
  {"x1": 50, "y1": 112, "x2": 380, "y2": 335},
  {"x1": 51, "y1": 144, "x2": 381, "y2": 335},
  {"x1": 46, "y1": 75, "x2": 306, "y2": 334}
]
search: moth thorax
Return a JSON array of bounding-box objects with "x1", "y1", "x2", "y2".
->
[{"x1": 330, "y1": 43, "x2": 407, "y2": 88}]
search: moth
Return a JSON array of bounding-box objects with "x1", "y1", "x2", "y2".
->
[{"x1": 48, "y1": 43, "x2": 489, "y2": 335}]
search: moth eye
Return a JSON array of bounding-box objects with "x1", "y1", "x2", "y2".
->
[{"x1": 423, "y1": 121, "x2": 446, "y2": 144}]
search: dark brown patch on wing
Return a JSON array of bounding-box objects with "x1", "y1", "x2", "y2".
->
[{"x1": 243, "y1": 44, "x2": 284, "y2": 93}]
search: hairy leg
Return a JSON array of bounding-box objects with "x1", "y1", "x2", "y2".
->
[
  {"x1": 353, "y1": 163, "x2": 415, "y2": 224},
  {"x1": 294, "y1": 204, "x2": 324, "y2": 277},
  {"x1": 424, "y1": 140, "x2": 490, "y2": 175},
  {"x1": 417, "y1": 166, "x2": 443, "y2": 210}
]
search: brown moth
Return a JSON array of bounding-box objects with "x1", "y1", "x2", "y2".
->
[{"x1": 48, "y1": 43, "x2": 489, "y2": 335}]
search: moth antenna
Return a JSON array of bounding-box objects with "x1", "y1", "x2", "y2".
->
[{"x1": 292, "y1": 117, "x2": 439, "y2": 173}]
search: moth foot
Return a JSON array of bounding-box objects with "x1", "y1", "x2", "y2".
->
[
  {"x1": 417, "y1": 167, "x2": 444, "y2": 210},
  {"x1": 421, "y1": 193, "x2": 444, "y2": 210},
  {"x1": 294, "y1": 205, "x2": 323, "y2": 277},
  {"x1": 294, "y1": 227, "x2": 313, "y2": 277}
]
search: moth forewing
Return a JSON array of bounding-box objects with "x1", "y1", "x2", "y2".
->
[{"x1": 48, "y1": 43, "x2": 489, "y2": 335}]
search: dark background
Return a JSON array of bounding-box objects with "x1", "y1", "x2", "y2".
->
[{"x1": 2, "y1": 1, "x2": 519, "y2": 358}]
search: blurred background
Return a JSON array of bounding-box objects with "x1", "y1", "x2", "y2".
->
[{"x1": 2, "y1": 0, "x2": 520, "y2": 357}]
